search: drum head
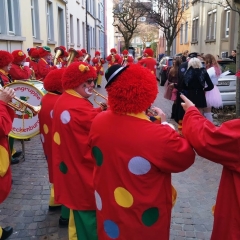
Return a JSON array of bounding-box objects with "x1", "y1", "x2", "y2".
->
[{"x1": 7, "y1": 81, "x2": 45, "y2": 139}]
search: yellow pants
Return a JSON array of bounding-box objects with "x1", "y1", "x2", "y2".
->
[
  {"x1": 0, "y1": 227, "x2": 2, "y2": 239},
  {"x1": 96, "y1": 75, "x2": 102, "y2": 86},
  {"x1": 49, "y1": 184, "x2": 61, "y2": 207}
]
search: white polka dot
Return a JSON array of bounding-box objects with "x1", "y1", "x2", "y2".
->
[
  {"x1": 60, "y1": 110, "x2": 71, "y2": 124},
  {"x1": 128, "y1": 156, "x2": 151, "y2": 175},
  {"x1": 50, "y1": 110, "x2": 53, "y2": 119},
  {"x1": 95, "y1": 190, "x2": 102, "y2": 211},
  {"x1": 40, "y1": 134, "x2": 44, "y2": 143}
]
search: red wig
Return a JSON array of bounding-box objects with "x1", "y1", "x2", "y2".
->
[
  {"x1": 31, "y1": 49, "x2": 39, "y2": 59},
  {"x1": 81, "y1": 49, "x2": 87, "y2": 54},
  {"x1": 12, "y1": 50, "x2": 26, "y2": 63},
  {"x1": 39, "y1": 46, "x2": 51, "y2": 58},
  {"x1": 0, "y1": 51, "x2": 13, "y2": 68},
  {"x1": 95, "y1": 51, "x2": 100, "y2": 56},
  {"x1": 144, "y1": 48, "x2": 154, "y2": 57},
  {"x1": 110, "y1": 48, "x2": 117, "y2": 54},
  {"x1": 122, "y1": 50, "x2": 128, "y2": 55},
  {"x1": 106, "y1": 64, "x2": 158, "y2": 114},
  {"x1": 62, "y1": 62, "x2": 97, "y2": 90},
  {"x1": 44, "y1": 68, "x2": 65, "y2": 92},
  {"x1": 92, "y1": 57, "x2": 99, "y2": 64}
]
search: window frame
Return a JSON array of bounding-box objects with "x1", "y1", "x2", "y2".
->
[
  {"x1": 192, "y1": 17, "x2": 199, "y2": 42},
  {"x1": 6, "y1": 0, "x2": 15, "y2": 35},
  {"x1": 207, "y1": 9, "x2": 217, "y2": 41},
  {"x1": 225, "y1": 8, "x2": 230, "y2": 38}
]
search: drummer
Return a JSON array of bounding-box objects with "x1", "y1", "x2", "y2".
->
[
  {"x1": 0, "y1": 50, "x2": 21, "y2": 165},
  {"x1": 9, "y1": 50, "x2": 32, "y2": 80}
]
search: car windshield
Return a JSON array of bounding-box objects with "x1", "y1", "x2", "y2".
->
[{"x1": 218, "y1": 61, "x2": 236, "y2": 75}]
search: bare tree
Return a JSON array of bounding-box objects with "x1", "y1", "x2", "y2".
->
[
  {"x1": 112, "y1": 0, "x2": 149, "y2": 50},
  {"x1": 138, "y1": 0, "x2": 186, "y2": 56},
  {"x1": 134, "y1": 23, "x2": 159, "y2": 49}
]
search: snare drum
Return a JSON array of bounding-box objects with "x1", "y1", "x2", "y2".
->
[{"x1": 7, "y1": 80, "x2": 46, "y2": 139}]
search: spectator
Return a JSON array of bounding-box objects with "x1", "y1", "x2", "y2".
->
[
  {"x1": 229, "y1": 50, "x2": 236, "y2": 63},
  {"x1": 181, "y1": 50, "x2": 189, "y2": 62}
]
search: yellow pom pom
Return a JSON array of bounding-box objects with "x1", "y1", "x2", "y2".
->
[
  {"x1": 78, "y1": 64, "x2": 89, "y2": 72},
  {"x1": 18, "y1": 51, "x2": 24, "y2": 56}
]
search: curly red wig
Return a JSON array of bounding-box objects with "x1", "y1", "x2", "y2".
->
[
  {"x1": 106, "y1": 64, "x2": 158, "y2": 114},
  {"x1": 122, "y1": 50, "x2": 128, "y2": 55},
  {"x1": 62, "y1": 62, "x2": 97, "y2": 90},
  {"x1": 110, "y1": 48, "x2": 117, "y2": 54},
  {"x1": 95, "y1": 51, "x2": 100, "y2": 56},
  {"x1": 144, "y1": 48, "x2": 154, "y2": 57},
  {"x1": 0, "y1": 50, "x2": 13, "y2": 68},
  {"x1": 81, "y1": 49, "x2": 87, "y2": 54},
  {"x1": 12, "y1": 50, "x2": 26, "y2": 63},
  {"x1": 31, "y1": 49, "x2": 39, "y2": 59},
  {"x1": 43, "y1": 68, "x2": 65, "y2": 92}
]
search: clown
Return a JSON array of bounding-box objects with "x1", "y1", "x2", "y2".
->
[
  {"x1": 118, "y1": 49, "x2": 134, "y2": 66},
  {"x1": 106, "y1": 48, "x2": 120, "y2": 68},
  {"x1": 88, "y1": 64, "x2": 195, "y2": 240},
  {"x1": 138, "y1": 48, "x2": 157, "y2": 75},
  {"x1": 52, "y1": 62, "x2": 107, "y2": 240},
  {"x1": 92, "y1": 51, "x2": 105, "y2": 88}
]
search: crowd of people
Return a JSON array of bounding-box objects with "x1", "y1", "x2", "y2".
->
[{"x1": 0, "y1": 45, "x2": 239, "y2": 240}]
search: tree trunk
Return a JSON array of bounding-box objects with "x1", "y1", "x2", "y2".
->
[
  {"x1": 236, "y1": 9, "x2": 240, "y2": 117},
  {"x1": 166, "y1": 41, "x2": 171, "y2": 56}
]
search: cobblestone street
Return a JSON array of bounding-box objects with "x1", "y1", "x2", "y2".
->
[{"x1": 0, "y1": 77, "x2": 222, "y2": 240}]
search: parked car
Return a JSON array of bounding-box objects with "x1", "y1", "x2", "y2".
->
[
  {"x1": 156, "y1": 56, "x2": 173, "y2": 86},
  {"x1": 217, "y1": 58, "x2": 236, "y2": 106}
]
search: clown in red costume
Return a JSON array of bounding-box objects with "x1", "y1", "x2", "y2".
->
[
  {"x1": 0, "y1": 87, "x2": 16, "y2": 240},
  {"x1": 181, "y1": 94, "x2": 240, "y2": 240},
  {"x1": 0, "y1": 51, "x2": 14, "y2": 86},
  {"x1": 38, "y1": 46, "x2": 56, "y2": 80},
  {"x1": 88, "y1": 64, "x2": 195, "y2": 240},
  {"x1": 118, "y1": 49, "x2": 134, "y2": 66},
  {"x1": 9, "y1": 50, "x2": 32, "y2": 80},
  {"x1": 92, "y1": 51, "x2": 105, "y2": 88},
  {"x1": 52, "y1": 62, "x2": 106, "y2": 239},
  {"x1": 138, "y1": 48, "x2": 157, "y2": 75},
  {"x1": 29, "y1": 49, "x2": 41, "y2": 80},
  {"x1": 106, "y1": 48, "x2": 120, "y2": 68}
]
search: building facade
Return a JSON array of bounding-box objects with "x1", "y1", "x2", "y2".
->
[
  {"x1": 0, "y1": 0, "x2": 106, "y2": 57},
  {"x1": 176, "y1": 0, "x2": 238, "y2": 58}
]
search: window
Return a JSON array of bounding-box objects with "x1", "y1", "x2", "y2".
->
[
  {"x1": 77, "y1": 18, "x2": 80, "y2": 46},
  {"x1": 192, "y1": 17, "x2": 199, "y2": 42},
  {"x1": 207, "y1": 10, "x2": 217, "y2": 40},
  {"x1": 31, "y1": 0, "x2": 36, "y2": 37},
  {"x1": 7, "y1": 0, "x2": 15, "y2": 34},
  {"x1": 47, "y1": 1, "x2": 54, "y2": 41},
  {"x1": 136, "y1": 37, "x2": 140, "y2": 43},
  {"x1": 225, "y1": 9, "x2": 230, "y2": 37},
  {"x1": 31, "y1": 0, "x2": 40, "y2": 39},
  {"x1": 70, "y1": 14, "x2": 74, "y2": 44},
  {"x1": 82, "y1": 22, "x2": 85, "y2": 49},
  {"x1": 180, "y1": 24, "x2": 183, "y2": 44},
  {"x1": 93, "y1": 27, "x2": 95, "y2": 48},
  {"x1": 185, "y1": 22, "x2": 188, "y2": 43}
]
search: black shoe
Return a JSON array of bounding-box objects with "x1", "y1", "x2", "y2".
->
[
  {"x1": 59, "y1": 216, "x2": 69, "y2": 228},
  {"x1": 11, "y1": 157, "x2": 19, "y2": 165},
  {"x1": 12, "y1": 150, "x2": 22, "y2": 158},
  {"x1": 1, "y1": 226, "x2": 13, "y2": 240},
  {"x1": 97, "y1": 85, "x2": 101, "y2": 88},
  {"x1": 24, "y1": 138, "x2": 31, "y2": 141},
  {"x1": 48, "y1": 205, "x2": 61, "y2": 211}
]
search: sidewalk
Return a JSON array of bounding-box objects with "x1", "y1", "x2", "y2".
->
[{"x1": 0, "y1": 78, "x2": 222, "y2": 240}]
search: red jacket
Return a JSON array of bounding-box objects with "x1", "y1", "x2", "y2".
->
[
  {"x1": 89, "y1": 111, "x2": 195, "y2": 239},
  {"x1": 138, "y1": 57, "x2": 157, "y2": 75},
  {"x1": 183, "y1": 107, "x2": 240, "y2": 240},
  {"x1": 0, "y1": 101, "x2": 14, "y2": 203},
  {"x1": 38, "y1": 58, "x2": 56, "y2": 80},
  {"x1": 0, "y1": 70, "x2": 12, "y2": 86},
  {"x1": 39, "y1": 92, "x2": 61, "y2": 183},
  {"x1": 9, "y1": 63, "x2": 31, "y2": 80},
  {"x1": 52, "y1": 90, "x2": 102, "y2": 210},
  {"x1": 29, "y1": 60, "x2": 41, "y2": 80}
]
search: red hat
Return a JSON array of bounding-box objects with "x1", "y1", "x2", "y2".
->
[
  {"x1": 77, "y1": 50, "x2": 83, "y2": 57},
  {"x1": 38, "y1": 46, "x2": 51, "y2": 58},
  {"x1": 12, "y1": 50, "x2": 26, "y2": 63},
  {"x1": 62, "y1": 62, "x2": 97, "y2": 90},
  {"x1": 122, "y1": 50, "x2": 128, "y2": 55},
  {"x1": 27, "y1": 48, "x2": 35, "y2": 57},
  {"x1": 144, "y1": 48, "x2": 153, "y2": 57},
  {"x1": 81, "y1": 49, "x2": 87, "y2": 54},
  {"x1": 44, "y1": 68, "x2": 65, "y2": 92},
  {"x1": 92, "y1": 57, "x2": 99, "y2": 64},
  {"x1": 105, "y1": 64, "x2": 158, "y2": 114},
  {"x1": 95, "y1": 51, "x2": 100, "y2": 56},
  {"x1": 31, "y1": 49, "x2": 39, "y2": 59},
  {"x1": 110, "y1": 48, "x2": 117, "y2": 54},
  {"x1": 0, "y1": 50, "x2": 13, "y2": 68}
]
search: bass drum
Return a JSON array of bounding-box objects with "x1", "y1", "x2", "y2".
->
[{"x1": 7, "y1": 80, "x2": 46, "y2": 139}]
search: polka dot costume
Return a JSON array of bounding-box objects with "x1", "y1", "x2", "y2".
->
[{"x1": 89, "y1": 110, "x2": 195, "y2": 239}]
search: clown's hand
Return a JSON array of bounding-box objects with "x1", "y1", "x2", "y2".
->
[{"x1": 180, "y1": 94, "x2": 195, "y2": 111}]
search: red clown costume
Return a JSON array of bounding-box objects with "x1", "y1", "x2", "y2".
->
[
  {"x1": 9, "y1": 50, "x2": 32, "y2": 80},
  {"x1": 138, "y1": 48, "x2": 157, "y2": 75},
  {"x1": 38, "y1": 68, "x2": 65, "y2": 209},
  {"x1": 29, "y1": 49, "x2": 41, "y2": 80},
  {"x1": 38, "y1": 46, "x2": 56, "y2": 80},
  {"x1": 26, "y1": 47, "x2": 35, "y2": 62},
  {"x1": 0, "y1": 51, "x2": 14, "y2": 86},
  {"x1": 52, "y1": 62, "x2": 103, "y2": 239},
  {"x1": 88, "y1": 64, "x2": 195, "y2": 240},
  {"x1": 0, "y1": 89, "x2": 15, "y2": 240},
  {"x1": 92, "y1": 51, "x2": 105, "y2": 88},
  {"x1": 118, "y1": 49, "x2": 134, "y2": 66},
  {"x1": 182, "y1": 106, "x2": 240, "y2": 240},
  {"x1": 106, "y1": 48, "x2": 120, "y2": 67}
]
